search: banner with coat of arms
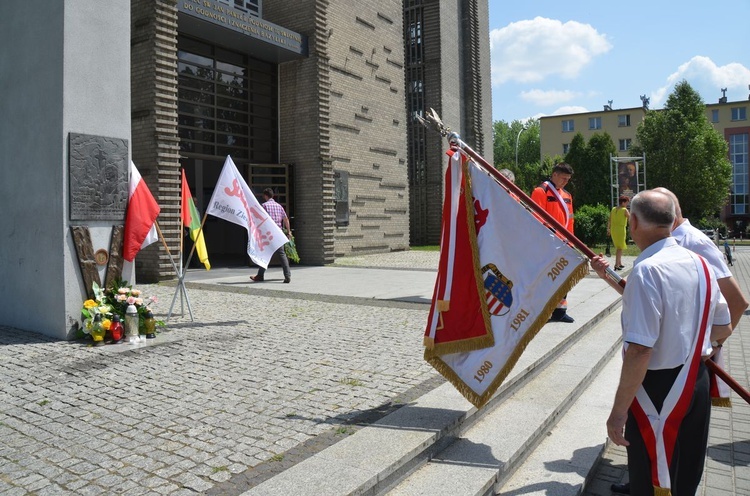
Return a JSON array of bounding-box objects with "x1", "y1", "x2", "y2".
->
[{"x1": 424, "y1": 150, "x2": 589, "y2": 408}]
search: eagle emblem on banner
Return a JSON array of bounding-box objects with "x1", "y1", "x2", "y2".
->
[{"x1": 482, "y1": 263, "x2": 513, "y2": 316}]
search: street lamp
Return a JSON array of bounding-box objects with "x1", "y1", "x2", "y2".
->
[{"x1": 515, "y1": 124, "x2": 527, "y2": 168}]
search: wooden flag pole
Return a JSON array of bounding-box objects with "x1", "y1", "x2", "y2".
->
[{"x1": 706, "y1": 359, "x2": 750, "y2": 404}]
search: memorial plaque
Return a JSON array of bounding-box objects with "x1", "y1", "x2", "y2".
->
[{"x1": 69, "y1": 133, "x2": 129, "y2": 220}]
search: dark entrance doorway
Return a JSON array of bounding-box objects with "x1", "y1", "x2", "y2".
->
[{"x1": 177, "y1": 35, "x2": 280, "y2": 266}]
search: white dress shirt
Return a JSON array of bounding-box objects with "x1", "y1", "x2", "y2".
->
[
  {"x1": 672, "y1": 219, "x2": 732, "y2": 279},
  {"x1": 622, "y1": 237, "x2": 730, "y2": 369}
]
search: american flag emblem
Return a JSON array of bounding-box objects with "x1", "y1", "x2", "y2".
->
[{"x1": 482, "y1": 263, "x2": 513, "y2": 316}]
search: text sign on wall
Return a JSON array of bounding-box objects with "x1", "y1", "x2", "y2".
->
[
  {"x1": 179, "y1": 0, "x2": 305, "y2": 55},
  {"x1": 69, "y1": 133, "x2": 129, "y2": 221}
]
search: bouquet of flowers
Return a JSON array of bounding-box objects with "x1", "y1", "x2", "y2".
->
[{"x1": 79, "y1": 280, "x2": 163, "y2": 340}]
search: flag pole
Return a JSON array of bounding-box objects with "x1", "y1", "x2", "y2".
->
[
  {"x1": 168, "y1": 212, "x2": 208, "y2": 319},
  {"x1": 157, "y1": 221, "x2": 194, "y2": 321},
  {"x1": 418, "y1": 109, "x2": 750, "y2": 406}
]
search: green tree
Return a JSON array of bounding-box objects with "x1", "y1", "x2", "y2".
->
[
  {"x1": 632, "y1": 80, "x2": 731, "y2": 219},
  {"x1": 581, "y1": 132, "x2": 616, "y2": 207},
  {"x1": 563, "y1": 133, "x2": 587, "y2": 199},
  {"x1": 492, "y1": 119, "x2": 542, "y2": 192}
]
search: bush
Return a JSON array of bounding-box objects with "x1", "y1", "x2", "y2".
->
[{"x1": 574, "y1": 204, "x2": 610, "y2": 246}]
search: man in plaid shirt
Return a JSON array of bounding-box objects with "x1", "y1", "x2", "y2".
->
[{"x1": 250, "y1": 188, "x2": 292, "y2": 283}]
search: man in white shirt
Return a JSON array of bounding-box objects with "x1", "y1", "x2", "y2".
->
[
  {"x1": 591, "y1": 190, "x2": 731, "y2": 495},
  {"x1": 653, "y1": 187, "x2": 748, "y2": 329}
]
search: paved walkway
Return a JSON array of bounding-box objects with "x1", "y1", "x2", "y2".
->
[
  {"x1": 584, "y1": 246, "x2": 750, "y2": 496},
  {"x1": 1, "y1": 247, "x2": 747, "y2": 495}
]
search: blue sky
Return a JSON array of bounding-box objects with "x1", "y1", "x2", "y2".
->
[{"x1": 488, "y1": 0, "x2": 750, "y2": 123}]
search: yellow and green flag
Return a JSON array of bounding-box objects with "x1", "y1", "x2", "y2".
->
[{"x1": 181, "y1": 169, "x2": 211, "y2": 270}]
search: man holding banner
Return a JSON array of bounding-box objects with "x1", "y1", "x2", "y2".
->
[
  {"x1": 250, "y1": 188, "x2": 292, "y2": 284},
  {"x1": 206, "y1": 156, "x2": 288, "y2": 274}
]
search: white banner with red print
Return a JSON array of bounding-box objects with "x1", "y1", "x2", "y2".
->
[
  {"x1": 206, "y1": 156, "x2": 288, "y2": 269},
  {"x1": 424, "y1": 150, "x2": 588, "y2": 408}
]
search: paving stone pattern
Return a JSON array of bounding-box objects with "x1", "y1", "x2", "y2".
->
[
  {"x1": 584, "y1": 247, "x2": 750, "y2": 496},
  {"x1": 0, "y1": 252, "x2": 440, "y2": 495}
]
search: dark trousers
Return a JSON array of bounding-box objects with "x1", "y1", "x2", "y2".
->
[
  {"x1": 625, "y1": 362, "x2": 710, "y2": 496},
  {"x1": 256, "y1": 246, "x2": 291, "y2": 280}
]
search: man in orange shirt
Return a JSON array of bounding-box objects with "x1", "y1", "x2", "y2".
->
[{"x1": 531, "y1": 162, "x2": 575, "y2": 323}]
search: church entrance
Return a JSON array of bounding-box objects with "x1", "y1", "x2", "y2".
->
[{"x1": 177, "y1": 35, "x2": 283, "y2": 266}]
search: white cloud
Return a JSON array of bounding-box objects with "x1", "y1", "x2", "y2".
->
[
  {"x1": 520, "y1": 89, "x2": 581, "y2": 106},
  {"x1": 490, "y1": 17, "x2": 612, "y2": 86},
  {"x1": 651, "y1": 56, "x2": 750, "y2": 106},
  {"x1": 551, "y1": 106, "x2": 590, "y2": 116}
]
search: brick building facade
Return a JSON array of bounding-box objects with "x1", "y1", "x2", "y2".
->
[{"x1": 130, "y1": 0, "x2": 492, "y2": 281}]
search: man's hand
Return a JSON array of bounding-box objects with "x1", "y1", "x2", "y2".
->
[
  {"x1": 606, "y1": 409, "x2": 630, "y2": 446},
  {"x1": 590, "y1": 255, "x2": 610, "y2": 278}
]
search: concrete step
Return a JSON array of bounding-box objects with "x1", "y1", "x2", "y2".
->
[
  {"x1": 495, "y1": 343, "x2": 622, "y2": 495},
  {"x1": 385, "y1": 309, "x2": 622, "y2": 496},
  {"x1": 239, "y1": 277, "x2": 622, "y2": 496}
]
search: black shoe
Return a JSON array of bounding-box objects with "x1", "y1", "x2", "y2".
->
[
  {"x1": 283, "y1": 278, "x2": 291, "y2": 284},
  {"x1": 549, "y1": 309, "x2": 574, "y2": 323},
  {"x1": 616, "y1": 265, "x2": 625, "y2": 270},
  {"x1": 250, "y1": 275, "x2": 264, "y2": 282},
  {"x1": 611, "y1": 482, "x2": 630, "y2": 494}
]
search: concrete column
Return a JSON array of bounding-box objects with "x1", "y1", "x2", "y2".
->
[{"x1": 0, "y1": 0, "x2": 131, "y2": 339}]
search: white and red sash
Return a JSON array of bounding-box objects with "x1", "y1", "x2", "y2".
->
[
  {"x1": 544, "y1": 180, "x2": 570, "y2": 226},
  {"x1": 629, "y1": 254, "x2": 712, "y2": 495},
  {"x1": 709, "y1": 348, "x2": 732, "y2": 407}
]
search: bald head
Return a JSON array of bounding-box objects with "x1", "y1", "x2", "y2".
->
[
  {"x1": 652, "y1": 187, "x2": 683, "y2": 220},
  {"x1": 631, "y1": 190, "x2": 676, "y2": 229}
]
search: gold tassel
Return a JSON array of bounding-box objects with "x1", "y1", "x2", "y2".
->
[
  {"x1": 423, "y1": 336, "x2": 435, "y2": 349},
  {"x1": 712, "y1": 397, "x2": 732, "y2": 408},
  {"x1": 653, "y1": 486, "x2": 671, "y2": 496}
]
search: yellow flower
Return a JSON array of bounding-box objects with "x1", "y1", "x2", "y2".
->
[
  {"x1": 83, "y1": 299, "x2": 98, "y2": 309},
  {"x1": 102, "y1": 319, "x2": 112, "y2": 330}
]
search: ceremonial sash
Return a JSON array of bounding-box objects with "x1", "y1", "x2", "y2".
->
[
  {"x1": 544, "y1": 181, "x2": 570, "y2": 226},
  {"x1": 629, "y1": 254, "x2": 712, "y2": 495},
  {"x1": 424, "y1": 150, "x2": 588, "y2": 408}
]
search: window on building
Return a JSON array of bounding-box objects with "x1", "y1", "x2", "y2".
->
[
  {"x1": 589, "y1": 117, "x2": 602, "y2": 130},
  {"x1": 732, "y1": 107, "x2": 747, "y2": 121},
  {"x1": 619, "y1": 139, "x2": 632, "y2": 152},
  {"x1": 562, "y1": 143, "x2": 570, "y2": 154},
  {"x1": 711, "y1": 109, "x2": 720, "y2": 123},
  {"x1": 562, "y1": 120, "x2": 574, "y2": 132},
  {"x1": 334, "y1": 170, "x2": 350, "y2": 226},
  {"x1": 731, "y1": 133, "x2": 749, "y2": 215},
  {"x1": 618, "y1": 114, "x2": 631, "y2": 127}
]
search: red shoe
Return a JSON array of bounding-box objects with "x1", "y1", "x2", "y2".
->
[{"x1": 250, "y1": 275, "x2": 264, "y2": 282}]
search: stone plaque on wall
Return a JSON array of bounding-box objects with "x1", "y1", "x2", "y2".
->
[{"x1": 69, "y1": 133, "x2": 129, "y2": 221}]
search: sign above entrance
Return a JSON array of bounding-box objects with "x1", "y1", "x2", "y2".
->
[{"x1": 179, "y1": 0, "x2": 306, "y2": 59}]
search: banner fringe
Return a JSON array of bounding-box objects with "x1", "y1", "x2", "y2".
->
[
  {"x1": 654, "y1": 486, "x2": 671, "y2": 496},
  {"x1": 712, "y1": 397, "x2": 732, "y2": 408},
  {"x1": 423, "y1": 336, "x2": 435, "y2": 349},
  {"x1": 426, "y1": 261, "x2": 589, "y2": 409}
]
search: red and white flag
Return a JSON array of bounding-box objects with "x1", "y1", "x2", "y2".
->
[
  {"x1": 122, "y1": 161, "x2": 160, "y2": 262},
  {"x1": 206, "y1": 156, "x2": 288, "y2": 269},
  {"x1": 424, "y1": 150, "x2": 589, "y2": 408}
]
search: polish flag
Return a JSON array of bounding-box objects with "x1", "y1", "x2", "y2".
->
[{"x1": 122, "y1": 161, "x2": 160, "y2": 262}]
